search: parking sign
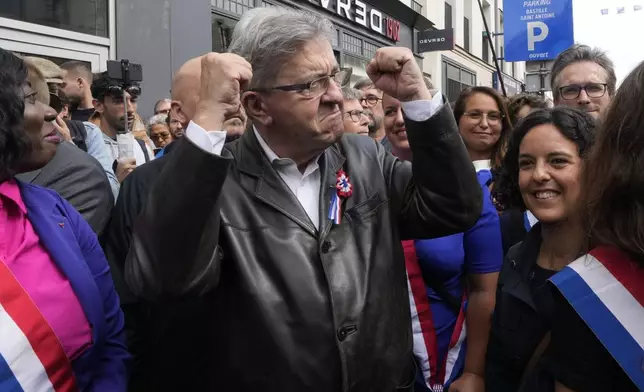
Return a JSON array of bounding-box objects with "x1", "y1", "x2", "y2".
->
[{"x1": 503, "y1": 0, "x2": 574, "y2": 62}]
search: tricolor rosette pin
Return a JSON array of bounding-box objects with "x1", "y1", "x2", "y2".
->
[{"x1": 328, "y1": 169, "x2": 352, "y2": 224}]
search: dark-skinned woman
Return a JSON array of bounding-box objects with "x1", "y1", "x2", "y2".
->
[{"x1": 0, "y1": 48, "x2": 128, "y2": 390}]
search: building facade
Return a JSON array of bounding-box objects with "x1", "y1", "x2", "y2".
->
[
  {"x1": 417, "y1": 0, "x2": 526, "y2": 102},
  {"x1": 0, "y1": 0, "x2": 115, "y2": 70},
  {"x1": 211, "y1": 0, "x2": 432, "y2": 86},
  {"x1": 2, "y1": 0, "x2": 430, "y2": 117}
]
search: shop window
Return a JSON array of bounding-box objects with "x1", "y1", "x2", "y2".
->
[
  {"x1": 342, "y1": 32, "x2": 363, "y2": 56},
  {"x1": 363, "y1": 41, "x2": 378, "y2": 59},
  {"x1": 342, "y1": 53, "x2": 369, "y2": 74},
  {"x1": 212, "y1": 0, "x2": 255, "y2": 16},
  {"x1": 212, "y1": 14, "x2": 237, "y2": 52},
  {"x1": 0, "y1": 0, "x2": 108, "y2": 37},
  {"x1": 442, "y1": 59, "x2": 477, "y2": 102}
]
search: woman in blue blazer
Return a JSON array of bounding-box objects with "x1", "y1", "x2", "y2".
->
[{"x1": 0, "y1": 49, "x2": 128, "y2": 390}]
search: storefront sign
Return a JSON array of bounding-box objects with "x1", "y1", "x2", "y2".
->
[
  {"x1": 417, "y1": 29, "x2": 454, "y2": 53},
  {"x1": 493, "y1": 72, "x2": 522, "y2": 95},
  {"x1": 318, "y1": 0, "x2": 400, "y2": 41}
]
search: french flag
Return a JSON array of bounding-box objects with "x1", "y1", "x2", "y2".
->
[
  {"x1": 0, "y1": 261, "x2": 77, "y2": 391},
  {"x1": 551, "y1": 246, "x2": 644, "y2": 389}
]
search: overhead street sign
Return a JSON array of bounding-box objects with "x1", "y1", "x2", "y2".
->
[{"x1": 503, "y1": 0, "x2": 574, "y2": 62}]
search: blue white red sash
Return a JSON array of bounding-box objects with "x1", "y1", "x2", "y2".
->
[
  {"x1": 550, "y1": 246, "x2": 644, "y2": 389},
  {"x1": 0, "y1": 260, "x2": 78, "y2": 391},
  {"x1": 404, "y1": 242, "x2": 467, "y2": 392}
]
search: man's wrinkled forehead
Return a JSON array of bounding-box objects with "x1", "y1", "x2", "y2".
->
[{"x1": 272, "y1": 37, "x2": 337, "y2": 84}]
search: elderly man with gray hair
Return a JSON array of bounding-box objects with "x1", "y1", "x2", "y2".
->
[
  {"x1": 550, "y1": 44, "x2": 616, "y2": 120},
  {"x1": 341, "y1": 86, "x2": 370, "y2": 135},
  {"x1": 126, "y1": 7, "x2": 482, "y2": 392}
]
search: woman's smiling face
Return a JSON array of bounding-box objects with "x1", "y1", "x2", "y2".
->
[{"x1": 518, "y1": 123, "x2": 582, "y2": 224}]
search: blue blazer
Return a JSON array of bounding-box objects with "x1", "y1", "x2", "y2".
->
[{"x1": 18, "y1": 181, "x2": 129, "y2": 391}]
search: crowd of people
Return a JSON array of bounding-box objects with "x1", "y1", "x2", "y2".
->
[{"x1": 0, "y1": 5, "x2": 642, "y2": 392}]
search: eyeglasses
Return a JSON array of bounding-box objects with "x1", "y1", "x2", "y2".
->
[
  {"x1": 344, "y1": 109, "x2": 369, "y2": 122},
  {"x1": 359, "y1": 95, "x2": 382, "y2": 108},
  {"x1": 249, "y1": 69, "x2": 351, "y2": 98},
  {"x1": 463, "y1": 110, "x2": 504, "y2": 124},
  {"x1": 107, "y1": 85, "x2": 142, "y2": 98},
  {"x1": 151, "y1": 132, "x2": 171, "y2": 141},
  {"x1": 559, "y1": 83, "x2": 607, "y2": 100}
]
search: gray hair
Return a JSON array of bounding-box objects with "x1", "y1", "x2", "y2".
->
[
  {"x1": 342, "y1": 87, "x2": 362, "y2": 101},
  {"x1": 228, "y1": 7, "x2": 334, "y2": 89},
  {"x1": 550, "y1": 44, "x2": 617, "y2": 101},
  {"x1": 147, "y1": 114, "x2": 169, "y2": 134},
  {"x1": 353, "y1": 77, "x2": 375, "y2": 91},
  {"x1": 154, "y1": 98, "x2": 171, "y2": 113}
]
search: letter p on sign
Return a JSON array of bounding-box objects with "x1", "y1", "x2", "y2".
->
[{"x1": 527, "y1": 21, "x2": 549, "y2": 51}]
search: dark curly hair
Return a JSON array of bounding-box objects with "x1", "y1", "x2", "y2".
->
[
  {"x1": 452, "y1": 86, "x2": 513, "y2": 168},
  {"x1": 492, "y1": 107, "x2": 596, "y2": 211},
  {"x1": 0, "y1": 48, "x2": 31, "y2": 179},
  {"x1": 584, "y1": 60, "x2": 644, "y2": 266},
  {"x1": 507, "y1": 93, "x2": 550, "y2": 125}
]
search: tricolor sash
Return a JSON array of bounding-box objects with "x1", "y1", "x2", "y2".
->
[
  {"x1": 550, "y1": 246, "x2": 644, "y2": 389},
  {"x1": 0, "y1": 260, "x2": 78, "y2": 392},
  {"x1": 405, "y1": 243, "x2": 467, "y2": 392}
]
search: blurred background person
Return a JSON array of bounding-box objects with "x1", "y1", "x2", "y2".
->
[
  {"x1": 91, "y1": 72, "x2": 152, "y2": 176},
  {"x1": 0, "y1": 47, "x2": 128, "y2": 392},
  {"x1": 131, "y1": 112, "x2": 156, "y2": 153},
  {"x1": 59, "y1": 60, "x2": 96, "y2": 122},
  {"x1": 167, "y1": 110, "x2": 184, "y2": 140},
  {"x1": 147, "y1": 114, "x2": 172, "y2": 150},
  {"x1": 508, "y1": 93, "x2": 551, "y2": 126},
  {"x1": 342, "y1": 86, "x2": 369, "y2": 135},
  {"x1": 487, "y1": 107, "x2": 596, "y2": 392},
  {"x1": 354, "y1": 77, "x2": 391, "y2": 151},
  {"x1": 153, "y1": 98, "x2": 171, "y2": 115}
]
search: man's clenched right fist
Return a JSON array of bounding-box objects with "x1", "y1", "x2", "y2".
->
[{"x1": 193, "y1": 53, "x2": 253, "y2": 131}]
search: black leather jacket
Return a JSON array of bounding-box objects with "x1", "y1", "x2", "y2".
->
[{"x1": 125, "y1": 104, "x2": 482, "y2": 392}]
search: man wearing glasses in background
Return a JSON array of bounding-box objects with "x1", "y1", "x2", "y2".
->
[
  {"x1": 342, "y1": 86, "x2": 370, "y2": 135},
  {"x1": 354, "y1": 77, "x2": 392, "y2": 151},
  {"x1": 550, "y1": 44, "x2": 616, "y2": 120}
]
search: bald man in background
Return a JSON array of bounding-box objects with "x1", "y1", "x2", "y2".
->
[{"x1": 102, "y1": 57, "x2": 246, "y2": 391}]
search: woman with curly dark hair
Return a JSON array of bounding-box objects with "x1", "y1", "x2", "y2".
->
[
  {"x1": 484, "y1": 107, "x2": 595, "y2": 392},
  {"x1": 534, "y1": 61, "x2": 644, "y2": 392},
  {"x1": 0, "y1": 48, "x2": 128, "y2": 390}
]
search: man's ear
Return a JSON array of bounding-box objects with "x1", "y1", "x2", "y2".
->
[
  {"x1": 93, "y1": 99, "x2": 104, "y2": 114},
  {"x1": 170, "y1": 101, "x2": 188, "y2": 124},
  {"x1": 242, "y1": 91, "x2": 272, "y2": 127}
]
